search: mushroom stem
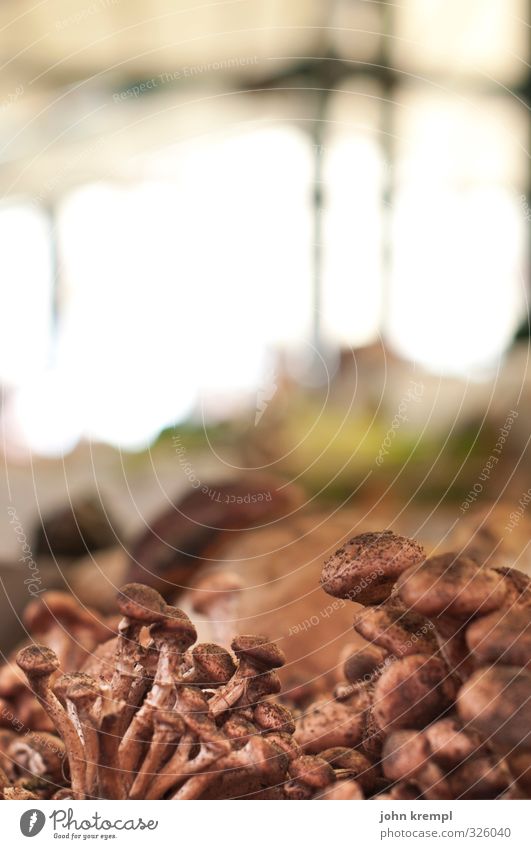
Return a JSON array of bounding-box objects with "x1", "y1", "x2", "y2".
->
[
  {"x1": 171, "y1": 770, "x2": 215, "y2": 800},
  {"x1": 61, "y1": 675, "x2": 102, "y2": 800},
  {"x1": 170, "y1": 736, "x2": 285, "y2": 800},
  {"x1": 146, "y1": 728, "x2": 230, "y2": 799},
  {"x1": 129, "y1": 709, "x2": 185, "y2": 800},
  {"x1": 119, "y1": 618, "x2": 192, "y2": 785},
  {"x1": 97, "y1": 693, "x2": 128, "y2": 799},
  {"x1": 144, "y1": 733, "x2": 195, "y2": 799},
  {"x1": 16, "y1": 647, "x2": 87, "y2": 800}
]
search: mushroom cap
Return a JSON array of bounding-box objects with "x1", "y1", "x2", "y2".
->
[
  {"x1": 457, "y1": 665, "x2": 531, "y2": 751},
  {"x1": 231, "y1": 635, "x2": 285, "y2": 669},
  {"x1": 373, "y1": 654, "x2": 456, "y2": 732},
  {"x1": 318, "y1": 779, "x2": 364, "y2": 800},
  {"x1": 245, "y1": 671, "x2": 282, "y2": 702},
  {"x1": 494, "y1": 567, "x2": 531, "y2": 609},
  {"x1": 382, "y1": 730, "x2": 431, "y2": 781},
  {"x1": 343, "y1": 645, "x2": 386, "y2": 684},
  {"x1": 466, "y1": 608, "x2": 531, "y2": 669},
  {"x1": 243, "y1": 735, "x2": 289, "y2": 783},
  {"x1": 23, "y1": 592, "x2": 108, "y2": 639},
  {"x1": 353, "y1": 599, "x2": 437, "y2": 657},
  {"x1": 374, "y1": 781, "x2": 420, "y2": 801},
  {"x1": 222, "y1": 715, "x2": 257, "y2": 748},
  {"x1": 424, "y1": 717, "x2": 482, "y2": 768},
  {"x1": 283, "y1": 780, "x2": 313, "y2": 799},
  {"x1": 264, "y1": 731, "x2": 302, "y2": 761},
  {"x1": 59, "y1": 673, "x2": 99, "y2": 705},
  {"x1": 295, "y1": 694, "x2": 369, "y2": 753},
  {"x1": 318, "y1": 745, "x2": 351, "y2": 764},
  {"x1": 507, "y1": 751, "x2": 531, "y2": 796},
  {"x1": 150, "y1": 606, "x2": 197, "y2": 648},
  {"x1": 396, "y1": 553, "x2": 507, "y2": 618},
  {"x1": 449, "y1": 756, "x2": 510, "y2": 800},
  {"x1": 289, "y1": 754, "x2": 335, "y2": 789},
  {"x1": 253, "y1": 701, "x2": 295, "y2": 734},
  {"x1": 190, "y1": 571, "x2": 243, "y2": 615},
  {"x1": 116, "y1": 583, "x2": 168, "y2": 623},
  {"x1": 191, "y1": 643, "x2": 236, "y2": 685},
  {"x1": 16, "y1": 645, "x2": 60, "y2": 677},
  {"x1": 320, "y1": 530, "x2": 425, "y2": 604},
  {"x1": 319, "y1": 747, "x2": 377, "y2": 790}
]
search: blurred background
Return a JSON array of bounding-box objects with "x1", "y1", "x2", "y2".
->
[{"x1": 0, "y1": 1, "x2": 530, "y2": 669}]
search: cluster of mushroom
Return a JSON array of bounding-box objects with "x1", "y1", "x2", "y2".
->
[
  {"x1": 293, "y1": 530, "x2": 531, "y2": 799},
  {"x1": 1, "y1": 583, "x2": 301, "y2": 799},
  {"x1": 0, "y1": 592, "x2": 113, "y2": 737},
  {"x1": 1, "y1": 529, "x2": 530, "y2": 800}
]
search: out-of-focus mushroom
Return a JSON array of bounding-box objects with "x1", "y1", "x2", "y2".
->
[
  {"x1": 189, "y1": 571, "x2": 243, "y2": 646},
  {"x1": 373, "y1": 654, "x2": 456, "y2": 732},
  {"x1": 35, "y1": 498, "x2": 119, "y2": 559},
  {"x1": 23, "y1": 592, "x2": 111, "y2": 670},
  {"x1": 466, "y1": 608, "x2": 531, "y2": 670},
  {"x1": 396, "y1": 554, "x2": 507, "y2": 619}
]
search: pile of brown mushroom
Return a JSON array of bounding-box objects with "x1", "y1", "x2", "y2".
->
[
  {"x1": 1, "y1": 530, "x2": 530, "y2": 800},
  {"x1": 292, "y1": 530, "x2": 531, "y2": 799},
  {"x1": 1, "y1": 583, "x2": 306, "y2": 799}
]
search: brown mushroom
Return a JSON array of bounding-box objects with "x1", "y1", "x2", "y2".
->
[
  {"x1": 466, "y1": 609, "x2": 531, "y2": 670},
  {"x1": 396, "y1": 554, "x2": 507, "y2": 619},
  {"x1": 353, "y1": 598, "x2": 437, "y2": 658},
  {"x1": 296, "y1": 693, "x2": 369, "y2": 753},
  {"x1": 321, "y1": 531, "x2": 425, "y2": 604},
  {"x1": 373, "y1": 654, "x2": 456, "y2": 732},
  {"x1": 16, "y1": 646, "x2": 86, "y2": 799},
  {"x1": 457, "y1": 666, "x2": 531, "y2": 752}
]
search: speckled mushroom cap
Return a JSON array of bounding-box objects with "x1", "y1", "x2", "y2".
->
[
  {"x1": 222, "y1": 715, "x2": 257, "y2": 748},
  {"x1": 116, "y1": 583, "x2": 168, "y2": 623},
  {"x1": 60, "y1": 672, "x2": 99, "y2": 704},
  {"x1": 150, "y1": 606, "x2": 197, "y2": 649},
  {"x1": 289, "y1": 754, "x2": 335, "y2": 788},
  {"x1": 191, "y1": 643, "x2": 236, "y2": 685},
  {"x1": 396, "y1": 553, "x2": 508, "y2": 619},
  {"x1": 465, "y1": 608, "x2": 531, "y2": 669},
  {"x1": 295, "y1": 693, "x2": 369, "y2": 753},
  {"x1": 244, "y1": 735, "x2": 288, "y2": 783},
  {"x1": 353, "y1": 598, "x2": 437, "y2": 657},
  {"x1": 457, "y1": 666, "x2": 531, "y2": 751},
  {"x1": 253, "y1": 701, "x2": 295, "y2": 734},
  {"x1": 320, "y1": 530, "x2": 425, "y2": 604},
  {"x1": 424, "y1": 717, "x2": 482, "y2": 767},
  {"x1": 23, "y1": 592, "x2": 109, "y2": 641},
  {"x1": 16, "y1": 645, "x2": 60, "y2": 677},
  {"x1": 493, "y1": 567, "x2": 531, "y2": 610},
  {"x1": 381, "y1": 730, "x2": 431, "y2": 781},
  {"x1": 231, "y1": 635, "x2": 286, "y2": 669},
  {"x1": 373, "y1": 654, "x2": 457, "y2": 732},
  {"x1": 318, "y1": 747, "x2": 378, "y2": 791},
  {"x1": 343, "y1": 645, "x2": 386, "y2": 684}
]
